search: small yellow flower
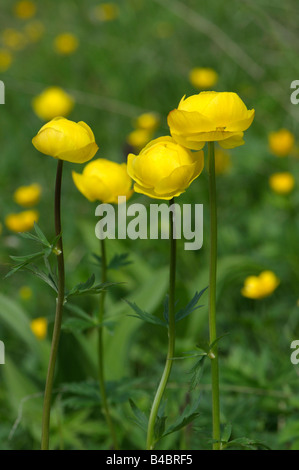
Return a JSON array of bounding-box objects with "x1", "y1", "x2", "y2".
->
[
  {"x1": 24, "y1": 20, "x2": 45, "y2": 43},
  {"x1": 134, "y1": 112, "x2": 160, "y2": 132},
  {"x1": 30, "y1": 317, "x2": 47, "y2": 340},
  {"x1": 241, "y1": 271, "x2": 279, "y2": 299},
  {"x1": 168, "y1": 91, "x2": 255, "y2": 150},
  {"x1": 19, "y1": 286, "x2": 33, "y2": 300},
  {"x1": 127, "y1": 136, "x2": 204, "y2": 200},
  {"x1": 0, "y1": 49, "x2": 13, "y2": 72},
  {"x1": 269, "y1": 172, "x2": 295, "y2": 195},
  {"x1": 54, "y1": 33, "x2": 79, "y2": 55},
  {"x1": 13, "y1": 0, "x2": 36, "y2": 19},
  {"x1": 126, "y1": 129, "x2": 153, "y2": 151},
  {"x1": 73, "y1": 159, "x2": 133, "y2": 203},
  {"x1": 214, "y1": 148, "x2": 231, "y2": 175},
  {"x1": 93, "y1": 3, "x2": 119, "y2": 21},
  {"x1": 32, "y1": 117, "x2": 99, "y2": 164},
  {"x1": 13, "y1": 183, "x2": 41, "y2": 207},
  {"x1": 189, "y1": 67, "x2": 218, "y2": 89},
  {"x1": 5, "y1": 210, "x2": 39, "y2": 232},
  {"x1": 32, "y1": 87, "x2": 74, "y2": 121},
  {"x1": 1, "y1": 28, "x2": 27, "y2": 51},
  {"x1": 268, "y1": 129, "x2": 295, "y2": 157}
]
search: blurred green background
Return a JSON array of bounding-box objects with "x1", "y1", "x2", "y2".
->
[{"x1": 0, "y1": 0, "x2": 299, "y2": 450}]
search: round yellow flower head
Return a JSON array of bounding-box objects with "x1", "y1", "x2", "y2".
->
[
  {"x1": 19, "y1": 285, "x2": 33, "y2": 300},
  {"x1": 14, "y1": 0, "x2": 36, "y2": 19},
  {"x1": 214, "y1": 148, "x2": 231, "y2": 175},
  {"x1": 268, "y1": 129, "x2": 295, "y2": 157},
  {"x1": 54, "y1": 33, "x2": 79, "y2": 55},
  {"x1": 1, "y1": 28, "x2": 27, "y2": 51},
  {"x1": 32, "y1": 87, "x2": 74, "y2": 121},
  {"x1": 134, "y1": 112, "x2": 160, "y2": 132},
  {"x1": 5, "y1": 210, "x2": 39, "y2": 232},
  {"x1": 241, "y1": 270, "x2": 279, "y2": 299},
  {"x1": 168, "y1": 91, "x2": 255, "y2": 150},
  {"x1": 32, "y1": 117, "x2": 99, "y2": 164},
  {"x1": 24, "y1": 20, "x2": 45, "y2": 43},
  {"x1": 189, "y1": 67, "x2": 218, "y2": 89},
  {"x1": 0, "y1": 49, "x2": 13, "y2": 72},
  {"x1": 93, "y1": 3, "x2": 119, "y2": 21},
  {"x1": 269, "y1": 172, "x2": 295, "y2": 195},
  {"x1": 13, "y1": 183, "x2": 41, "y2": 207},
  {"x1": 73, "y1": 159, "x2": 133, "y2": 204},
  {"x1": 30, "y1": 317, "x2": 47, "y2": 340},
  {"x1": 127, "y1": 136, "x2": 204, "y2": 200},
  {"x1": 126, "y1": 129, "x2": 153, "y2": 151}
]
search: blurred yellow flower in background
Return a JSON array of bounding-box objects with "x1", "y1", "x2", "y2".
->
[
  {"x1": 54, "y1": 33, "x2": 79, "y2": 55},
  {"x1": 13, "y1": 183, "x2": 41, "y2": 207},
  {"x1": 93, "y1": 3, "x2": 119, "y2": 21},
  {"x1": 134, "y1": 112, "x2": 160, "y2": 132},
  {"x1": 127, "y1": 136, "x2": 204, "y2": 200},
  {"x1": 13, "y1": 0, "x2": 36, "y2": 19},
  {"x1": 24, "y1": 20, "x2": 44, "y2": 43},
  {"x1": 269, "y1": 172, "x2": 295, "y2": 195},
  {"x1": 168, "y1": 91, "x2": 255, "y2": 150},
  {"x1": 189, "y1": 67, "x2": 218, "y2": 89},
  {"x1": 19, "y1": 285, "x2": 33, "y2": 300},
  {"x1": 0, "y1": 49, "x2": 13, "y2": 72},
  {"x1": 241, "y1": 271, "x2": 279, "y2": 299},
  {"x1": 30, "y1": 317, "x2": 48, "y2": 340},
  {"x1": 1, "y1": 28, "x2": 27, "y2": 51},
  {"x1": 73, "y1": 159, "x2": 133, "y2": 203},
  {"x1": 32, "y1": 117, "x2": 98, "y2": 163},
  {"x1": 32, "y1": 87, "x2": 74, "y2": 121},
  {"x1": 214, "y1": 148, "x2": 231, "y2": 175},
  {"x1": 126, "y1": 129, "x2": 152, "y2": 151},
  {"x1": 5, "y1": 210, "x2": 39, "y2": 232},
  {"x1": 268, "y1": 129, "x2": 295, "y2": 157}
]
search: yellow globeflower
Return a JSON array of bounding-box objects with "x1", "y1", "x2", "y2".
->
[
  {"x1": 168, "y1": 91, "x2": 255, "y2": 150},
  {"x1": 127, "y1": 136, "x2": 204, "y2": 200},
  {"x1": 214, "y1": 148, "x2": 231, "y2": 175},
  {"x1": 241, "y1": 271, "x2": 279, "y2": 299},
  {"x1": 32, "y1": 87, "x2": 74, "y2": 121},
  {"x1": 5, "y1": 210, "x2": 39, "y2": 232},
  {"x1": 32, "y1": 117, "x2": 98, "y2": 164},
  {"x1": 30, "y1": 317, "x2": 48, "y2": 340},
  {"x1": 1, "y1": 28, "x2": 27, "y2": 51},
  {"x1": 73, "y1": 159, "x2": 133, "y2": 203},
  {"x1": 268, "y1": 129, "x2": 295, "y2": 157},
  {"x1": 19, "y1": 286, "x2": 33, "y2": 300},
  {"x1": 24, "y1": 20, "x2": 45, "y2": 43},
  {"x1": 0, "y1": 49, "x2": 13, "y2": 72},
  {"x1": 54, "y1": 33, "x2": 79, "y2": 55},
  {"x1": 126, "y1": 129, "x2": 152, "y2": 150},
  {"x1": 135, "y1": 112, "x2": 160, "y2": 132},
  {"x1": 269, "y1": 172, "x2": 295, "y2": 195},
  {"x1": 13, "y1": 0, "x2": 36, "y2": 19},
  {"x1": 93, "y1": 3, "x2": 119, "y2": 21},
  {"x1": 13, "y1": 183, "x2": 41, "y2": 207},
  {"x1": 189, "y1": 67, "x2": 218, "y2": 89}
]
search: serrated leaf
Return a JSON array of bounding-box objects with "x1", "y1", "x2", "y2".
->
[
  {"x1": 129, "y1": 399, "x2": 148, "y2": 432},
  {"x1": 34, "y1": 222, "x2": 51, "y2": 247},
  {"x1": 162, "y1": 399, "x2": 200, "y2": 439},
  {"x1": 175, "y1": 287, "x2": 207, "y2": 323},
  {"x1": 125, "y1": 300, "x2": 167, "y2": 327}
]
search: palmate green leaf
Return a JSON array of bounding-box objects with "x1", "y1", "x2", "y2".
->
[
  {"x1": 162, "y1": 399, "x2": 200, "y2": 440},
  {"x1": 129, "y1": 399, "x2": 148, "y2": 432},
  {"x1": 125, "y1": 300, "x2": 167, "y2": 327},
  {"x1": 5, "y1": 251, "x2": 45, "y2": 278},
  {"x1": 108, "y1": 253, "x2": 132, "y2": 270},
  {"x1": 175, "y1": 287, "x2": 207, "y2": 323},
  {"x1": 65, "y1": 275, "x2": 115, "y2": 300}
]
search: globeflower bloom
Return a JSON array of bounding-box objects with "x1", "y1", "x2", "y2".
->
[
  {"x1": 32, "y1": 117, "x2": 98, "y2": 164},
  {"x1": 13, "y1": 183, "x2": 41, "y2": 207},
  {"x1": 241, "y1": 271, "x2": 279, "y2": 299},
  {"x1": 30, "y1": 317, "x2": 48, "y2": 340},
  {"x1": 73, "y1": 159, "x2": 133, "y2": 203},
  {"x1": 268, "y1": 129, "x2": 295, "y2": 157},
  {"x1": 168, "y1": 91, "x2": 255, "y2": 150},
  {"x1": 93, "y1": 3, "x2": 119, "y2": 21},
  {"x1": 13, "y1": 1, "x2": 36, "y2": 19},
  {"x1": 24, "y1": 20, "x2": 44, "y2": 43},
  {"x1": 269, "y1": 172, "x2": 295, "y2": 195},
  {"x1": 189, "y1": 67, "x2": 218, "y2": 89},
  {"x1": 5, "y1": 210, "x2": 39, "y2": 232},
  {"x1": 127, "y1": 136, "x2": 204, "y2": 200},
  {"x1": 54, "y1": 33, "x2": 79, "y2": 55},
  {"x1": 126, "y1": 129, "x2": 152, "y2": 151},
  {"x1": 1, "y1": 28, "x2": 26, "y2": 51},
  {"x1": 135, "y1": 112, "x2": 160, "y2": 132},
  {"x1": 32, "y1": 87, "x2": 74, "y2": 121}
]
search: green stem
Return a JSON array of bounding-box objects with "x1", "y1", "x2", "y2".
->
[
  {"x1": 146, "y1": 198, "x2": 176, "y2": 450},
  {"x1": 98, "y1": 237, "x2": 119, "y2": 450},
  {"x1": 41, "y1": 159, "x2": 65, "y2": 450},
  {"x1": 208, "y1": 142, "x2": 221, "y2": 450}
]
